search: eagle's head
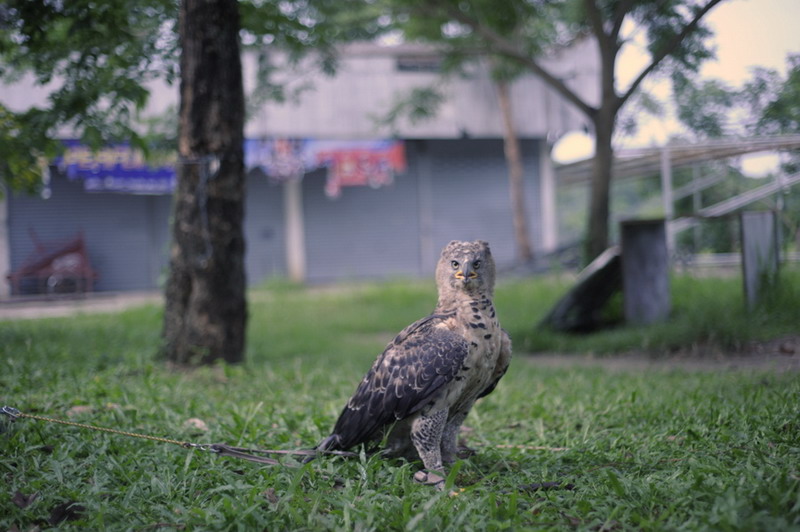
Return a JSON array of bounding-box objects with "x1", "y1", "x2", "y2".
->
[{"x1": 435, "y1": 240, "x2": 496, "y2": 300}]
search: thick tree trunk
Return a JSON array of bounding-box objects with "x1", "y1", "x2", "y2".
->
[
  {"x1": 162, "y1": 0, "x2": 247, "y2": 365},
  {"x1": 495, "y1": 80, "x2": 534, "y2": 263}
]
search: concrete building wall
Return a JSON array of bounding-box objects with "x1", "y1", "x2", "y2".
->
[
  {"x1": 4, "y1": 138, "x2": 543, "y2": 293},
  {"x1": 244, "y1": 40, "x2": 595, "y2": 140},
  {"x1": 6, "y1": 175, "x2": 172, "y2": 293}
]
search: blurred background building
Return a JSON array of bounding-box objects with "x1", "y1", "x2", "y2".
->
[{"x1": 1, "y1": 40, "x2": 596, "y2": 295}]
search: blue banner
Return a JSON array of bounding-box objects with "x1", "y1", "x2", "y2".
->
[
  {"x1": 56, "y1": 140, "x2": 177, "y2": 195},
  {"x1": 55, "y1": 139, "x2": 406, "y2": 197}
]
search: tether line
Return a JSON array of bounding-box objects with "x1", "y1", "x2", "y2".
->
[
  {"x1": 1, "y1": 405, "x2": 357, "y2": 465},
  {"x1": 2, "y1": 406, "x2": 196, "y2": 448}
]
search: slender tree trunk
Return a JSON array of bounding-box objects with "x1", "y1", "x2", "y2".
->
[
  {"x1": 162, "y1": 0, "x2": 247, "y2": 365},
  {"x1": 586, "y1": 107, "x2": 615, "y2": 262},
  {"x1": 495, "y1": 80, "x2": 534, "y2": 263},
  {"x1": 584, "y1": 25, "x2": 620, "y2": 264}
]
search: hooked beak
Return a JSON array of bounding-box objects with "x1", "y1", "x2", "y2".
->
[{"x1": 454, "y1": 266, "x2": 478, "y2": 284}]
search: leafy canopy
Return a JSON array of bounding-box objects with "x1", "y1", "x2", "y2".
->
[
  {"x1": 0, "y1": 0, "x2": 386, "y2": 194},
  {"x1": 0, "y1": 0, "x2": 176, "y2": 193}
]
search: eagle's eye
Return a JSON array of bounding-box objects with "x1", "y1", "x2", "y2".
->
[
  {"x1": 451, "y1": 260, "x2": 460, "y2": 270},
  {"x1": 473, "y1": 260, "x2": 482, "y2": 270}
]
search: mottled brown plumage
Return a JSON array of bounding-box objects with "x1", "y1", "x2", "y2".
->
[{"x1": 314, "y1": 240, "x2": 512, "y2": 485}]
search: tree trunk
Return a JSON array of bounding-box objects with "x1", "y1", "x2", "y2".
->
[
  {"x1": 495, "y1": 80, "x2": 534, "y2": 263},
  {"x1": 584, "y1": 28, "x2": 620, "y2": 264},
  {"x1": 162, "y1": 0, "x2": 247, "y2": 365},
  {"x1": 585, "y1": 107, "x2": 615, "y2": 262}
]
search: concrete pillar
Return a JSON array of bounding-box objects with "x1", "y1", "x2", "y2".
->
[
  {"x1": 660, "y1": 147, "x2": 675, "y2": 253},
  {"x1": 0, "y1": 194, "x2": 9, "y2": 299},
  {"x1": 539, "y1": 140, "x2": 558, "y2": 253},
  {"x1": 621, "y1": 219, "x2": 671, "y2": 325},
  {"x1": 283, "y1": 178, "x2": 306, "y2": 283},
  {"x1": 740, "y1": 211, "x2": 779, "y2": 310}
]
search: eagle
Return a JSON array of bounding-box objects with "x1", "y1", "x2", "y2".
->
[{"x1": 313, "y1": 240, "x2": 512, "y2": 487}]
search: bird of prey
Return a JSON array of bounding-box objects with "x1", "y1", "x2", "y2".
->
[{"x1": 313, "y1": 240, "x2": 512, "y2": 487}]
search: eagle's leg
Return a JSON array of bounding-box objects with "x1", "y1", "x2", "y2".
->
[
  {"x1": 410, "y1": 409, "x2": 448, "y2": 486},
  {"x1": 440, "y1": 411, "x2": 467, "y2": 464}
]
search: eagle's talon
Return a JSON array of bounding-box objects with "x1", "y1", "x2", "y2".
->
[{"x1": 414, "y1": 470, "x2": 446, "y2": 489}]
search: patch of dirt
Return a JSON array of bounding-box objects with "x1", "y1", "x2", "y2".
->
[
  {"x1": 527, "y1": 335, "x2": 800, "y2": 372},
  {"x1": 0, "y1": 291, "x2": 161, "y2": 320}
]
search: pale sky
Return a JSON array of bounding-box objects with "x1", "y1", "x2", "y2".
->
[
  {"x1": 615, "y1": 0, "x2": 800, "y2": 149},
  {"x1": 699, "y1": 0, "x2": 799, "y2": 83}
]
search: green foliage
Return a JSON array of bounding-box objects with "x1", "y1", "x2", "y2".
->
[
  {"x1": 673, "y1": 52, "x2": 800, "y2": 141},
  {"x1": 0, "y1": 104, "x2": 58, "y2": 194},
  {"x1": 634, "y1": 0, "x2": 716, "y2": 72},
  {"x1": 371, "y1": 0, "x2": 558, "y2": 130},
  {"x1": 672, "y1": 71, "x2": 737, "y2": 138},
  {"x1": 373, "y1": 86, "x2": 447, "y2": 132},
  {"x1": 671, "y1": 52, "x2": 800, "y2": 253},
  {"x1": 396, "y1": 0, "x2": 723, "y2": 260},
  {"x1": 241, "y1": 0, "x2": 390, "y2": 114},
  {"x1": 2, "y1": 275, "x2": 799, "y2": 529},
  {"x1": 0, "y1": 0, "x2": 177, "y2": 192},
  {"x1": 0, "y1": 0, "x2": 388, "y2": 194},
  {"x1": 517, "y1": 268, "x2": 800, "y2": 355},
  {"x1": 751, "y1": 54, "x2": 800, "y2": 137},
  {"x1": 743, "y1": 54, "x2": 800, "y2": 224},
  {"x1": 395, "y1": 0, "x2": 558, "y2": 57}
]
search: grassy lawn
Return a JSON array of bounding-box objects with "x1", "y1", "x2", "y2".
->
[{"x1": 1, "y1": 271, "x2": 799, "y2": 530}]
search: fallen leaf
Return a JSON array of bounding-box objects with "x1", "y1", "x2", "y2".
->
[
  {"x1": 597, "y1": 519, "x2": 623, "y2": 531},
  {"x1": 66, "y1": 405, "x2": 93, "y2": 417},
  {"x1": 561, "y1": 513, "x2": 582, "y2": 527},
  {"x1": 49, "y1": 501, "x2": 86, "y2": 525},
  {"x1": 12, "y1": 490, "x2": 38, "y2": 509},
  {"x1": 182, "y1": 418, "x2": 209, "y2": 433},
  {"x1": 262, "y1": 488, "x2": 279, "y2": 505},
  {"x1": 779, "y1": 341, "x2": 796, "y2": 354}
]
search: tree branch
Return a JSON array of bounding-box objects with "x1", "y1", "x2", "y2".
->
[
  {"x1": 440, "y1": 4, "x2": 597, "y2": 119},
  {"x1": 619, "y1": 0, "x2": 724, "y2": 108},
  {"x1": 611, "y1": 0, "x2": 636, "y2": 41},
  {"x1": 583, "y1": 0, "x2": 609, "y2": 46}
]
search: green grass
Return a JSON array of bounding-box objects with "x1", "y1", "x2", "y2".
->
[
  {"x1": 510, "y1": 267, "x2": 800, "y2": 355},
  {"x1": 1, "y1": 273, "x2": 799, "y2": 530}
]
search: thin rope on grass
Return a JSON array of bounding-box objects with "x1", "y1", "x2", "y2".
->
[
  {"x1": 12, "y1": 410, "x2": 194, "y2": 448},
  {"x1": 3, "y1": 406, "x2": 560, "y2": 466},
  {"x1": 494, "y1": 444, "x2": 569, "y2": 452},
  {"x1": 1, "y1": 406, "x2": 357, "y2": 465}
]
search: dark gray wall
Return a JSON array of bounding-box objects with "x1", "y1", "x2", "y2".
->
[
  {"x1": 6, "y1": 138, "x2": 542, "y2": 292},
  {"x1": 301, "y1": 138, "x2": 542, "y2": 282},
  {"x1": 8, "y1": 174, "x2": 173, "y2": 292},
  {"x1": 8, "y1": 169, "x2": 287, "y2": 294},
  {"x1": 302, "y1": 166, "x2": 423, "y2": 282},
  {"x1": 422, "y1": 139, "x2": 541, "y2": 273},
  {"x1": 244, "y1": 170, "x2": 287, "y2": 286}
]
